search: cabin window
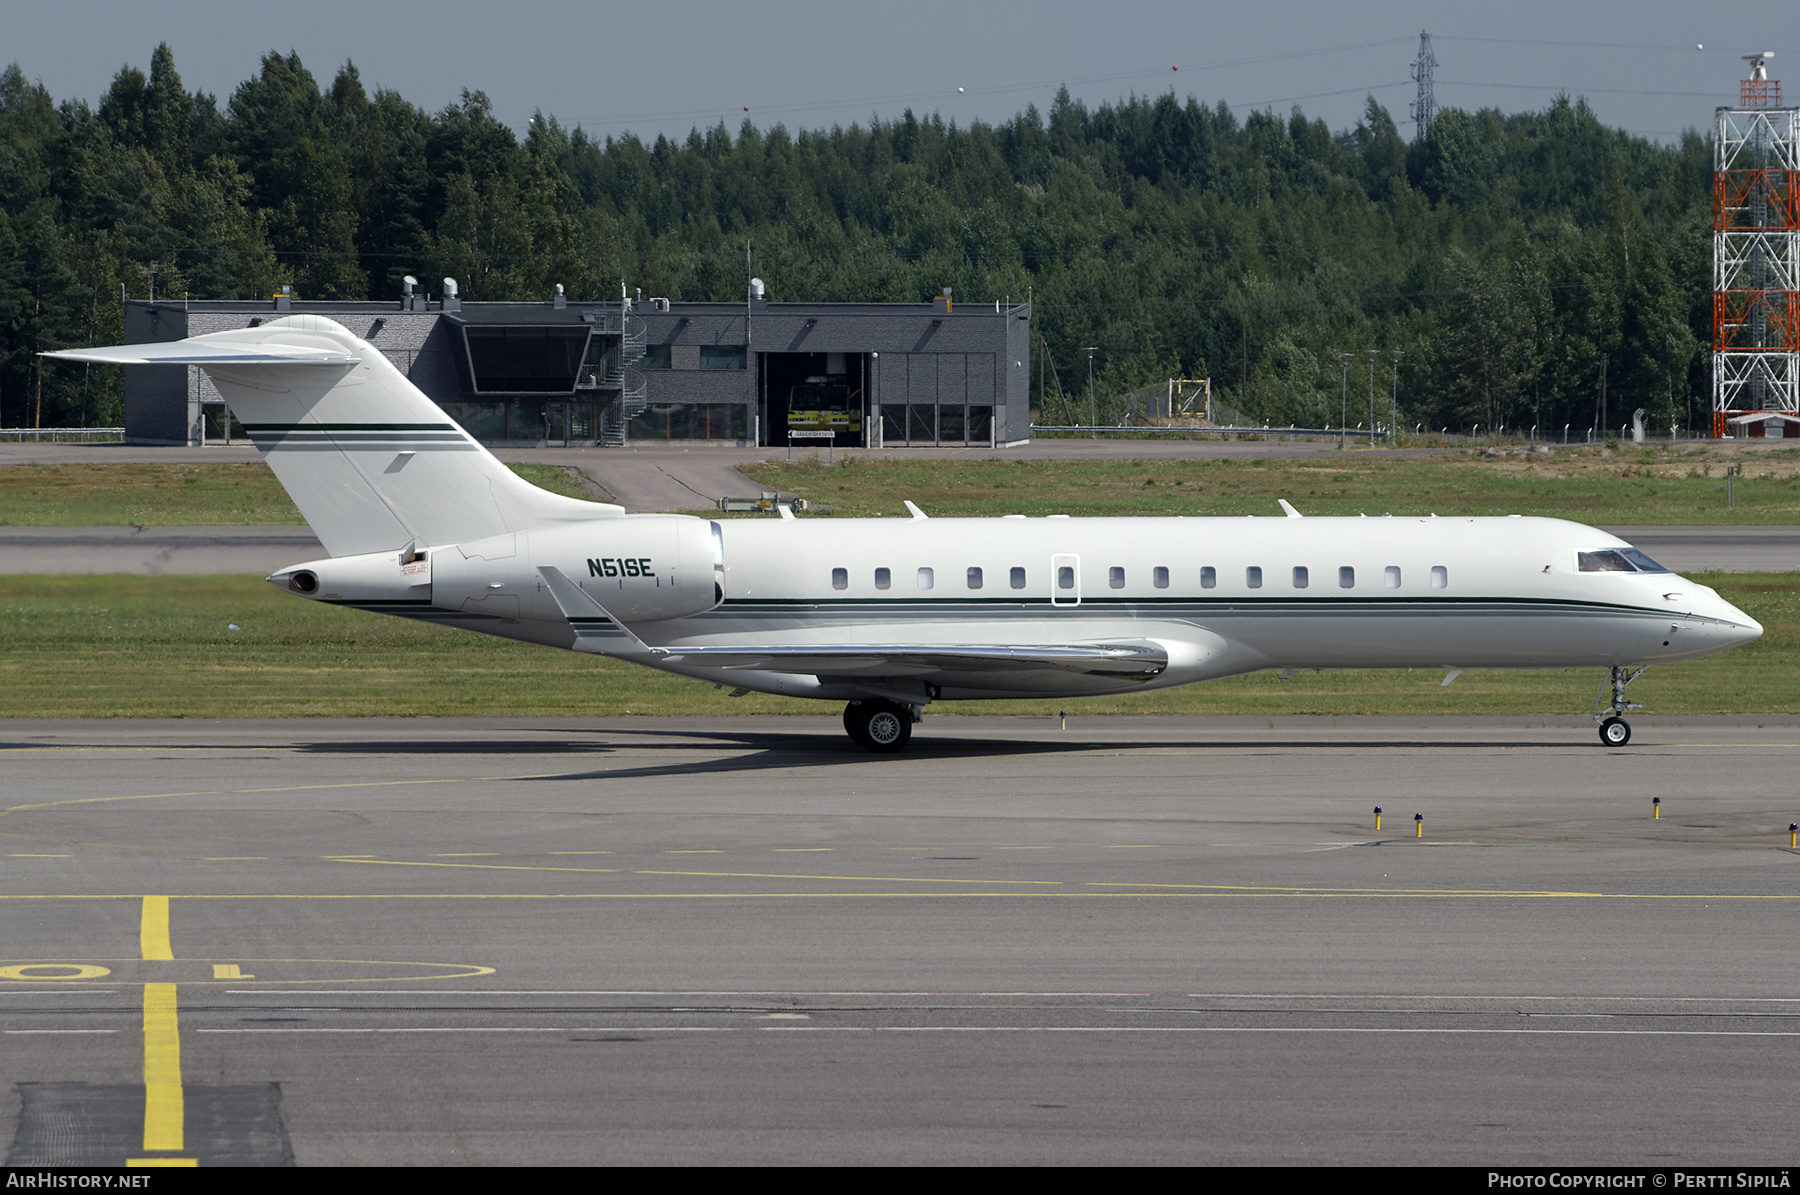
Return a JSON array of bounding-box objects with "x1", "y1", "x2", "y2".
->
[
  {"x1": 1153, "y1": 566, "x2": 1169, "y2": 589},
  {"x1": 1201, "y1": 566, "x2": 1217, "y2": 589},
  {"x1": 874, "y1": 567, "x2": 891, "y2": 590},
  {"x1": 1430, "y1": 565, "x2": 1448, "y2": 589},
  {"x1": 1109, "y1": 566, "x2": 1125, "y2": 589},
  {"x1": 1293, "y1": 566, "x2": 1309, "y2": 589},
  {"x1": 967, "y1": 567, "x2": 983, "y2": 590},
  {"x1": 1058, "y1": 566, "x2": 1075, "y2": 590},
  {"x1": 1246, "y1": 566, "x2": 1263, "y2": 589},
  {"x1": 917, "y1": 567, "x2": 934, "y2": 590},
  {"x1": 1385, "y1": 566, "x2": 1401, "y2": 589},
  {"x1": 1011, "y1": 566, "x2": 1026, "y2": 590},
  {"x1": 1339, "y1": 566, "x2": 1355, "y2": 589},
  {"x1": 831, "y1": 567, "x2": 847, "y2": 590}
]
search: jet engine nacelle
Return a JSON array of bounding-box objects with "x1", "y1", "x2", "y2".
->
[
  {"x1": 270, "y1": 515, "x2": 724, "y2": 626},
  {"x1": 430, "y1": 516, "x2": 722, "y2": 624}
]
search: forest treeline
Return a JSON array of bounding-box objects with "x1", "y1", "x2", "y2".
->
[{"x1": 1, "y1": 44, "x2": 1712, "y2": 434}]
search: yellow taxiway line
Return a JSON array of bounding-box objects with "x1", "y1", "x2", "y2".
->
[{"x1": 131, "y1": 896, "x2": 194, "y2": 1166}]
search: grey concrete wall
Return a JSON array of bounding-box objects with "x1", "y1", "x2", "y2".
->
[
  {"x1": 122, "y1": 304, "x2": 192, "y2": 444},
  {"x1": 644, "y1": 370, "x2": 754, "y2": 404}
]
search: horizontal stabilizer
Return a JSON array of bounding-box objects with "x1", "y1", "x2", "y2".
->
[{"x1": 42, "y1": 342, "x2": 357, "y2": 366}]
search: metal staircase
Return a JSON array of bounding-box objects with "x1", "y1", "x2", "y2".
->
[{"x1": 599, "y1": 307, "x2": 648, "y2": 446}]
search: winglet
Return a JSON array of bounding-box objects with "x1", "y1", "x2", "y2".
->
[
  {"x1": 1277, "y1": 499, "x2": 1303, "y2": 518},
  {"x1": 903, "y1": 500, "x2": 929, "y2": 520},
  {"x1": 537, "y1": 566, "x2": 665, "y2": 655}
]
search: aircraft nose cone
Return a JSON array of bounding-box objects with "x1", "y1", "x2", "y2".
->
[{"x1": 1731, "y1": 612, "x2": 1765, "y2": 645}]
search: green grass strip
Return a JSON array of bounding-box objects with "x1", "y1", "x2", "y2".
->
[
  {"x1": 742, "y1": 447, "x2": 1800, "y2": 523},
  {"x1": 0, "y1": 573, "x2": 1789, "y2": 719},
  {"x1": 0, "y1": 462, "x2": 596, "y2": 526}
]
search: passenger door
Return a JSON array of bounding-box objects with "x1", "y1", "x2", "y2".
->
[{"x1": 1051, "y1": 553, "x2": 1081, "y2": 607}]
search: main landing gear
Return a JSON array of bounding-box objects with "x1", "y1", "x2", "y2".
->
[
  {"x1": 1594, "y1": 665, "x2": 1648, "y2": 747},
  {"x1": 843, "y1": 699, "x2": 917, "y2": 754}
]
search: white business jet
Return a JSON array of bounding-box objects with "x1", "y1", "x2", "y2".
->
[{"x1": 49, "y1": 316, "x2": 1763, "y2": 752}]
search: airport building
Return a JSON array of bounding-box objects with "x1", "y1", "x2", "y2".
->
[{"x1": 122, "y1": 284, "x2": 1032, "y2": 449}]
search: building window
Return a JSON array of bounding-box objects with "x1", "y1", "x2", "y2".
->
[
  {"x1": 1293, "y1": 566, "x2": 1309, "y2": 589},
  {"x1": 940, "y1": 405, "x2": 967, "y2": 444},
  {"x1": 1010, "y1": 567, "x2": 1026, "y2": 590},
  {"x1": 831, "y1": 567, "x2": 847, "y2": 590},
  {"x1": 1153, "y1": 566, "x2": 1169, "y2": 589},
  {"x1": 1109, "y1": 566, "x2": 1125, "y2": 589},
  {"x1": 627, "y1": 403, "x2": 749, "y2": 442},
  {"x1": 641, "y1": 344, "x2": 672, "y2": 369},
  {"x1": 875, "y1": 567, "x2": 890, "y2": 590},
  {"x1": 1431, "y1": 565, "x2": 1448, "y2": 589},
  {"x1": 917, "y1": 567, "x2": 934, "y2": 590},
  {"x1": 1385, "y1": 566, "x2": 1401, "y2": 589},
  {"x1": 1339, "y1": 566, "x2": 1355, "y2": 589},
  {"x1": 1247, "y1": 566, "x2": 1263, "y2": 589},
  {"x1": 461, "y1": 325, "x2": 590, "y2": 393},
  {"x1": 700, "y1": 345, "x2": 746, "y2": 370},
  {"x1": 1201, "y1": 566, "x2": 1216, "y2": 589},
  {"x1": 967, "y1": 567, "x2": 983, "y2": 590},
  {"x1": 968, "y1": 406, "x2": 994, "y2": 445}
]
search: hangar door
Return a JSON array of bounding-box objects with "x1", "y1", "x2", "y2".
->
[
  {"x1": 878, "y1": 353, "x2": 995, "y2": 447},
  {"x1": 759, "y1": 352, "x2": 869, "y2": 447}
]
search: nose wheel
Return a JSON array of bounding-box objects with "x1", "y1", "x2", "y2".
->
[
  {"x1": 844, "y1": 700, "x2": 915, "y2": 754},
  {"x1": 1593, "y1": 665, "x2": 1647, "y2": 747}
]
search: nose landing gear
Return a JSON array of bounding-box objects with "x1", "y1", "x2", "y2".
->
[
  {"x1": 1593, "y1": 665, "x2": 1648, "y2": 747},
  {"x1": 844, "y1": 699, "x2": 917, "y2": 753}
]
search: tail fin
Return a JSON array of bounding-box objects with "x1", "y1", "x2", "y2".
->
[{"x1": 46, "y1": 315, "x2": 622, "y2": 556}]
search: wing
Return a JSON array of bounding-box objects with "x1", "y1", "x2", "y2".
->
[
  {"x1": 535, "y1": 565, "x2": 1167, "y2": 682},
  {"x1": 649, "y1": 641, "x2": 1168, "y2": 681}
]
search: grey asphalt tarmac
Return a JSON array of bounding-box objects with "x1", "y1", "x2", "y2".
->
[{"x1": 3, "y1": 714, "x2": 1798, "y2": 1166}]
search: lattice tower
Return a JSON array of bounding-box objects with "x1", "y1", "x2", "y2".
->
[
  {"x1": 1713, "y1": 54, "x2": 1799, "y2": 435},
  {"x1": 1410, "y1": 30, "x2": 1437, "y2": 140}
]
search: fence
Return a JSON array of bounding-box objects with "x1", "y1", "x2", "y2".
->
[
  {"x1": 0, "y1": 428, "x2": 126, "y2": 443},
  {"x1": 1031, "y1": 424, "x2": 1381, "y2": 441}
]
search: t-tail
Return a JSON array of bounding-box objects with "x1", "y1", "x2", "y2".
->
[{"x1": 45, "y1": 314, "x2": 622, "y2": 556}]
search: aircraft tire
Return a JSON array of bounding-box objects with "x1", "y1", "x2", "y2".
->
[
  {"x1": 843, "y1": 703, "x2": 866, "y2": 746},
  {"x1": 849, "y1": 700, "x2": 912, "y2": 754},
  {"x1": 1598, "y1": 717, "x2": 1631, "y2": 747}
]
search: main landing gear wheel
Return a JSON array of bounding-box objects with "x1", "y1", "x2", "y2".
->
[
  {"x1": 844, "y1": 700, "x2": 913, "y2": 754},
  {"x1": 1598, "y1": 717, "x2": 1631, "y2": 747}
]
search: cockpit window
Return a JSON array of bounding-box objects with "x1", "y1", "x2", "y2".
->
[
  {"x1": 1618, "y1": 548, "x2": 1670, "y2": 573},
  {"x1": 1579, "y1": 549, "x2": 1672, "y2": 574}
]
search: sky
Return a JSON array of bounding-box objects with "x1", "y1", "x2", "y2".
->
[{"x1": 7, "y1": 1, "x2": 1796, "y2": 146}]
